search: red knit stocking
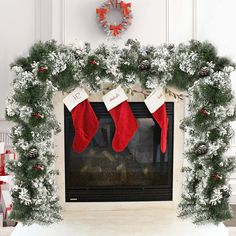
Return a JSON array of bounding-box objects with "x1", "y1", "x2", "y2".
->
[
  {"x1": 145, "y1": 88, "x2": 168, "y2": 153},
  {"x1": 103, "y1": 86, "x2": 138, "y2": 152},
  {"x1": 152, "y1": 103, "x2": 168, "y2": 153},
  {"x1": 109, "y1": 100, "x2": 138, "y2": 152},
  {"x1": 71, "y1": 99, "x2": 99, "y2": 153}
]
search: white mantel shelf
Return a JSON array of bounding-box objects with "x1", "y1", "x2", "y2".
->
[{"x1": 12, "y1": 207, "x2": 228, "y2": 236}]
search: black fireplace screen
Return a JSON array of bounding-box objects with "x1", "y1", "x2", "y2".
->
[{"x1": 65, "y1": 102, "x2": 174, "y2": 202}]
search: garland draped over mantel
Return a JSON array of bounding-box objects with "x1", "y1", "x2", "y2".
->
[{"x1": 5, "y1": 39, "x2": 236, "y2": 225}]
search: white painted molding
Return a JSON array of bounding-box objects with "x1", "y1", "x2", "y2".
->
[
  {"x1": 61, "y1": 0, "x2": 65, "y2": 44},
  {"x1": 168, "y1": 0, "x2": 194, "y2": 44},
  {"x1": 0, "y1": 132, "x2": 12, "y2": 147},
  {"x1": 192, "y1": 0, "x2": 197, "y2": 39},
  {"x1": 165, "y1": 0, "x2": 170, "y2": 44},
  {"x1": 35, "y1": 0, "x2": 41, "y2": 41},
  {"x1": 35, "y1": 0, "x2": 53, "y2": 41},
  {"x1": 51, "y1": 0, "x2": 65, "y2": 43}
]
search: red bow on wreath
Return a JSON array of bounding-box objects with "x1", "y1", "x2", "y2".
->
[
  {"x1": 110, "y1": 24, "x2": 123, "y2": 36},
  {"x1": 120, "y1": 1, "x2": 131, "y2": 16},
  {"x1": 96, "y1": 8, "x2": 108, "y2": 20}
]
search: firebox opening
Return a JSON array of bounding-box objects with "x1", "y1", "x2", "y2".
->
[{"x1": 65, "y1": 102, "x2": 174, "y2": 202}]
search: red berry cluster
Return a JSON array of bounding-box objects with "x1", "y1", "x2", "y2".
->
[
  {"x1": 199, "y1": 107, "x2": 209, "y2": 116},
  {"x1": 89, "y1": 60, "x2": 97, "y2": 65},
  {"x1": 33, "y1": 113, "x2": 44, "y2": 119},
  {"x1": 38, "y1": 66, "x2": 47, "y2": 73},
  {"x1": 33, "y1": 164, "x2": 44, "y2": 171},
  {"x1": 211, "y1": 173, "x2": 221, "y2": 180}
]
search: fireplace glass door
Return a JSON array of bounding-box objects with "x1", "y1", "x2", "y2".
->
[{"x1": 65, "y1": 102, "x2": 173, "y2": 202}]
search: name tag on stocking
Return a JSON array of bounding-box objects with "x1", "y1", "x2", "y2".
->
[
  {"x1": 102, "y1": 86, "x2": 128, "y2": 111},
  {"x1": 63, "y1": 88, "x2": 88, "y2": 111},
  {"x1": 144, "y1": 88, "x2": 165, "y2": 113}
]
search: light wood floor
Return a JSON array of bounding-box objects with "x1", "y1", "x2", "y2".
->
[
  {"x1": 8, "y1": 209, "x2": 230, "y2": 236},
  {"x1": 1, "y1": 223, "x2": 236, "y2": 236},
  {"x1": 0, "y1": 226, "x2": 14, "y2": 236},
  {"x1": 0, "y1": 205, "x2": 236, "y2": 236},
  {"x1": 224, "y1": 205, "x2": 236, "y2": 227}
]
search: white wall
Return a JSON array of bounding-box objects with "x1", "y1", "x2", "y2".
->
[
  {"x1": 64, "y1": 0, "x2": 167, "y2": 47},
  {"x1": 0, "y1": 0, "x2": 36, "y2": 120},
  {"x1": 0, "y1": 0, "x2": 236, "y2": 202},
  {"x1": 195, "y1": 0, "x2": 236, "y2": 203}
]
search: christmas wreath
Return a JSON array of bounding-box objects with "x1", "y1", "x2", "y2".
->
[
  {"x1": 96, "y1": 0, "x2": 132, "y2": 37},
  {"x1": 6, "y1": 39, "x2": 236, "y2": 225}
]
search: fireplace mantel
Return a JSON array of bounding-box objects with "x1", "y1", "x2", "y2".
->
[{"x1": 53, "y1": 86, "x2": 185, "y2": 211}]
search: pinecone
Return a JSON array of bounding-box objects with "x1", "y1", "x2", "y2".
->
[
  {"x1": 11, "y1": 188, "x2": 20, "y2": 198},
  {"x1": 139, "y1": 60, "x2": 151, "y2": 70},
  {"x1": 196, "y1": 164, "x2": 203, "y2": 170},
  {"x1": 199, "y1": 66, "x2": 210, "y2": 77},
  {"x1": 28, "y1": 148, "x2": 39, "y2": 159},
  {"x1": 194, "y1": 141, "x2": 208, "y2": 156},
  {"x1": 221, "y1": 189, "x2": 230, "y2": 198}
]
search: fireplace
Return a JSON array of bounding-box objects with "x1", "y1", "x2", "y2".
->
[{"x1": 64, "y1": 102, "x2": 174, "y2": 202}]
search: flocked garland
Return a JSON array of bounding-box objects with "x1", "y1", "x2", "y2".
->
[{"x1": 5, "y1": 39, "x2": 236, "y2": 225}]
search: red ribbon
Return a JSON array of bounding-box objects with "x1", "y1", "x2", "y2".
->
[
  {"x1": 4, "y1": 204, "x2": 13, "y2": 220},
  {"x1": 0, "y1": 153, "x2": 5, "y2": 175},
  {"x1": 110, "y1": 24, "x2": 123, "y2": 36},
  {"x1": 5, "y1": 150, "x2": 11, "y2": 154},
  {"x1": 5, "y1": 150, "x2": 16, "y2": 160},
  {"x1": 0, "y1": 150, "x2": 17, "y2": 175},
  {"x1": 0, "y1": 181, "x2": 5, "y2": 201},
  {"x1": 96, "y1": 8, "x2": 108, "y2": 20},
  {"x1": 120, "y1": 1, "x2": 131, "y2": 16},
  {"x1": 6, "y1": 150, "x2": 16, "y2": 160}
]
